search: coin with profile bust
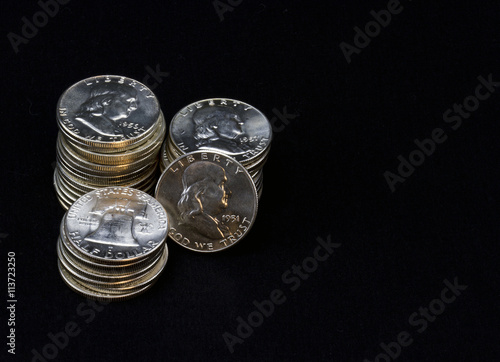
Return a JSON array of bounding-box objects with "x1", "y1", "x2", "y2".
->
[
  {"x1": 57, "y1": 75, "x2": 161, "y2": 151},
  {"x1": 155, "y1": 151, "x2": 258, "y2": 252},
  {"x1": 169, "y1": 98, "x2": 272, "y2": 165}
]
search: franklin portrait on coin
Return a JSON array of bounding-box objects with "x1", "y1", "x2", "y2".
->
[
  {"x1": 177, "y1": 161, "x2": 231, "y2": 239},
  {"x1": 193, "y1": 107, "x2": 249, "y2": 153},
  {"x1": 74, "y1": 83, "x2": 138, "y2": 137}
]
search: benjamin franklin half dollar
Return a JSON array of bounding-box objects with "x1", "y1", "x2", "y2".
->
[
  {"x1": 155, "y1": 151, "x2": 258, "y2": 252},
  {"x1": 169, "y1": 98, "x2": 272, "y2": 164},
  {"x1": 57, "y1": 186, "x2": 169, "y2": 301},
  {"x1": 57, "y1": 75, "x2": 160, "y2": 150}
]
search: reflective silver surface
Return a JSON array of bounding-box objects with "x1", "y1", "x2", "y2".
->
[
  {"x1": 57, "y1": 75, "x2": 160, "y2": 149},
  {"x1": 169, "y1": 98, "x2": 272, "y2": 164},
  {"x1": 56, "y1": 187, "x2": 169, "y2": 301},
  {"x1": 64, "y1": 187, "x2": 168, "y2": 263},
  {"x1": 54, "y1": 77, "x2": 165, "y2": 210},
  {"x1": 155, "y1": 151, "x2": 258, "y2": 252}
]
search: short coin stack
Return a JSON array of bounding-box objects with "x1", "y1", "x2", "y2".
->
[
  {"x1": 54, "y1": 75, "x2": 165, "y2": 210},
  {"x1": 57, "y1": 187, "x2": 169, "y2": 301},
  {"x1": 160, "y1": 98, "x2": 272, "y2": 199}
]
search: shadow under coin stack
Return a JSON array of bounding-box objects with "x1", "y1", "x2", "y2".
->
[
  {"x1": 160, "y1": 98, "x2": 272, "y2": 199},
  {"x1": 54, "y1": 75, "x2": 166, "y2": 210},
  {"x1": 56, "y1": 187, "x2": 169, "y2": 301}
]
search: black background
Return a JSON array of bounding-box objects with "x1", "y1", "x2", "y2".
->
[{"x1": 1, "y1": 0, "x2": 499, "y2": 361}]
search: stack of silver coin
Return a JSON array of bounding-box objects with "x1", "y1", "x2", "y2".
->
[
  {"x1": 57, "y1": 187, "x2": 169, "y2": 301},
  {"x1": 160, "y1": 98, "x2": 273, "y2": 199},
  {"x1": 54, "y1": 75, "x2": 165, "y2": 210}
]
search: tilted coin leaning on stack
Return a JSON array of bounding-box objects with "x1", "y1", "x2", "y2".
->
[
  {"x1": 56, "y1": 187, "x2": 169, "y2": 301},
  {"x1": 54, "y1": 75, "x2": 165, "y2": 210},
  {"x1": 160, "y1": 98, "x2": 273, "y2": 199},
  {"x1": 156, "y1": 151, "x2": 258, "y2": 252}
]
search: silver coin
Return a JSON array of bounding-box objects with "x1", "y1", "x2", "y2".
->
[
  {"x1": 242, "y1": 146, "x2": 271, "y2": 171},
  {"x1": 64, "y1": 187, "x2": 168, "y2": 264},
  {"x1": 57, "y1": 75, "x2": 160, "y2": 150},
  {"x1": 59, "y1": 111, "x2": 163, "y2": 154},
  {"x1": 155, "y1": 151, "x2": 258, "y2": 252},
  {"x1": 160, "y1": 138, "x2": 168, "y2": 168},
  {"x1": 53, "y1": 173, "x2": 74, "y2": 209},
  {"x1": 57, "y1": 237, "x2": 162, "y2": 285},
  {"x1": 62, "y1": 112, "x2": 166, "y2": 166},
  {"x1": 76, "y1": 246, "x2": 166, "y2": 292},
  {"x1": 55, "y1": 162, "x2": 158, "y2": 209},
  {"x1": 54, "y1": 171, "x2": 80, "y2": 208},
  {"x1": 57, "y1": 153, "x2": 158, "y2": 185},
  {"x1": 169, "y1": 98, "x2": 272, "y2": 165},
  {"x1": 58, "y1": 260, "x2": 160, "y2": 302},
  {"x1": 58, "y1": 239, "x2": 167, "y2": 290},
  {"x1": 57, "y1": 133, "x2": 160, "y2": 175},
  {"x1": 59, "y1": 221, "x2": 164, "y2": 274}
]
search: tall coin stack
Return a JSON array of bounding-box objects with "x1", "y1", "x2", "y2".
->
[
  {"x1": 57, "y1": 187, "x2": 169, "y2": 301},
  {"x1": 160, "y1": 98, "x2": 273, "y2": 199},
  {"x1": 54, "y1": 75, "x2": 166, "y2": 210}
]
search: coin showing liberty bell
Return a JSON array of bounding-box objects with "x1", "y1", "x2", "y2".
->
[
  {"x1": 57, "y1": 187, "x2": 169, "y2": 301},
  {"x1": 83, "y1": 197, "x2": 148, "y2": 248}
]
